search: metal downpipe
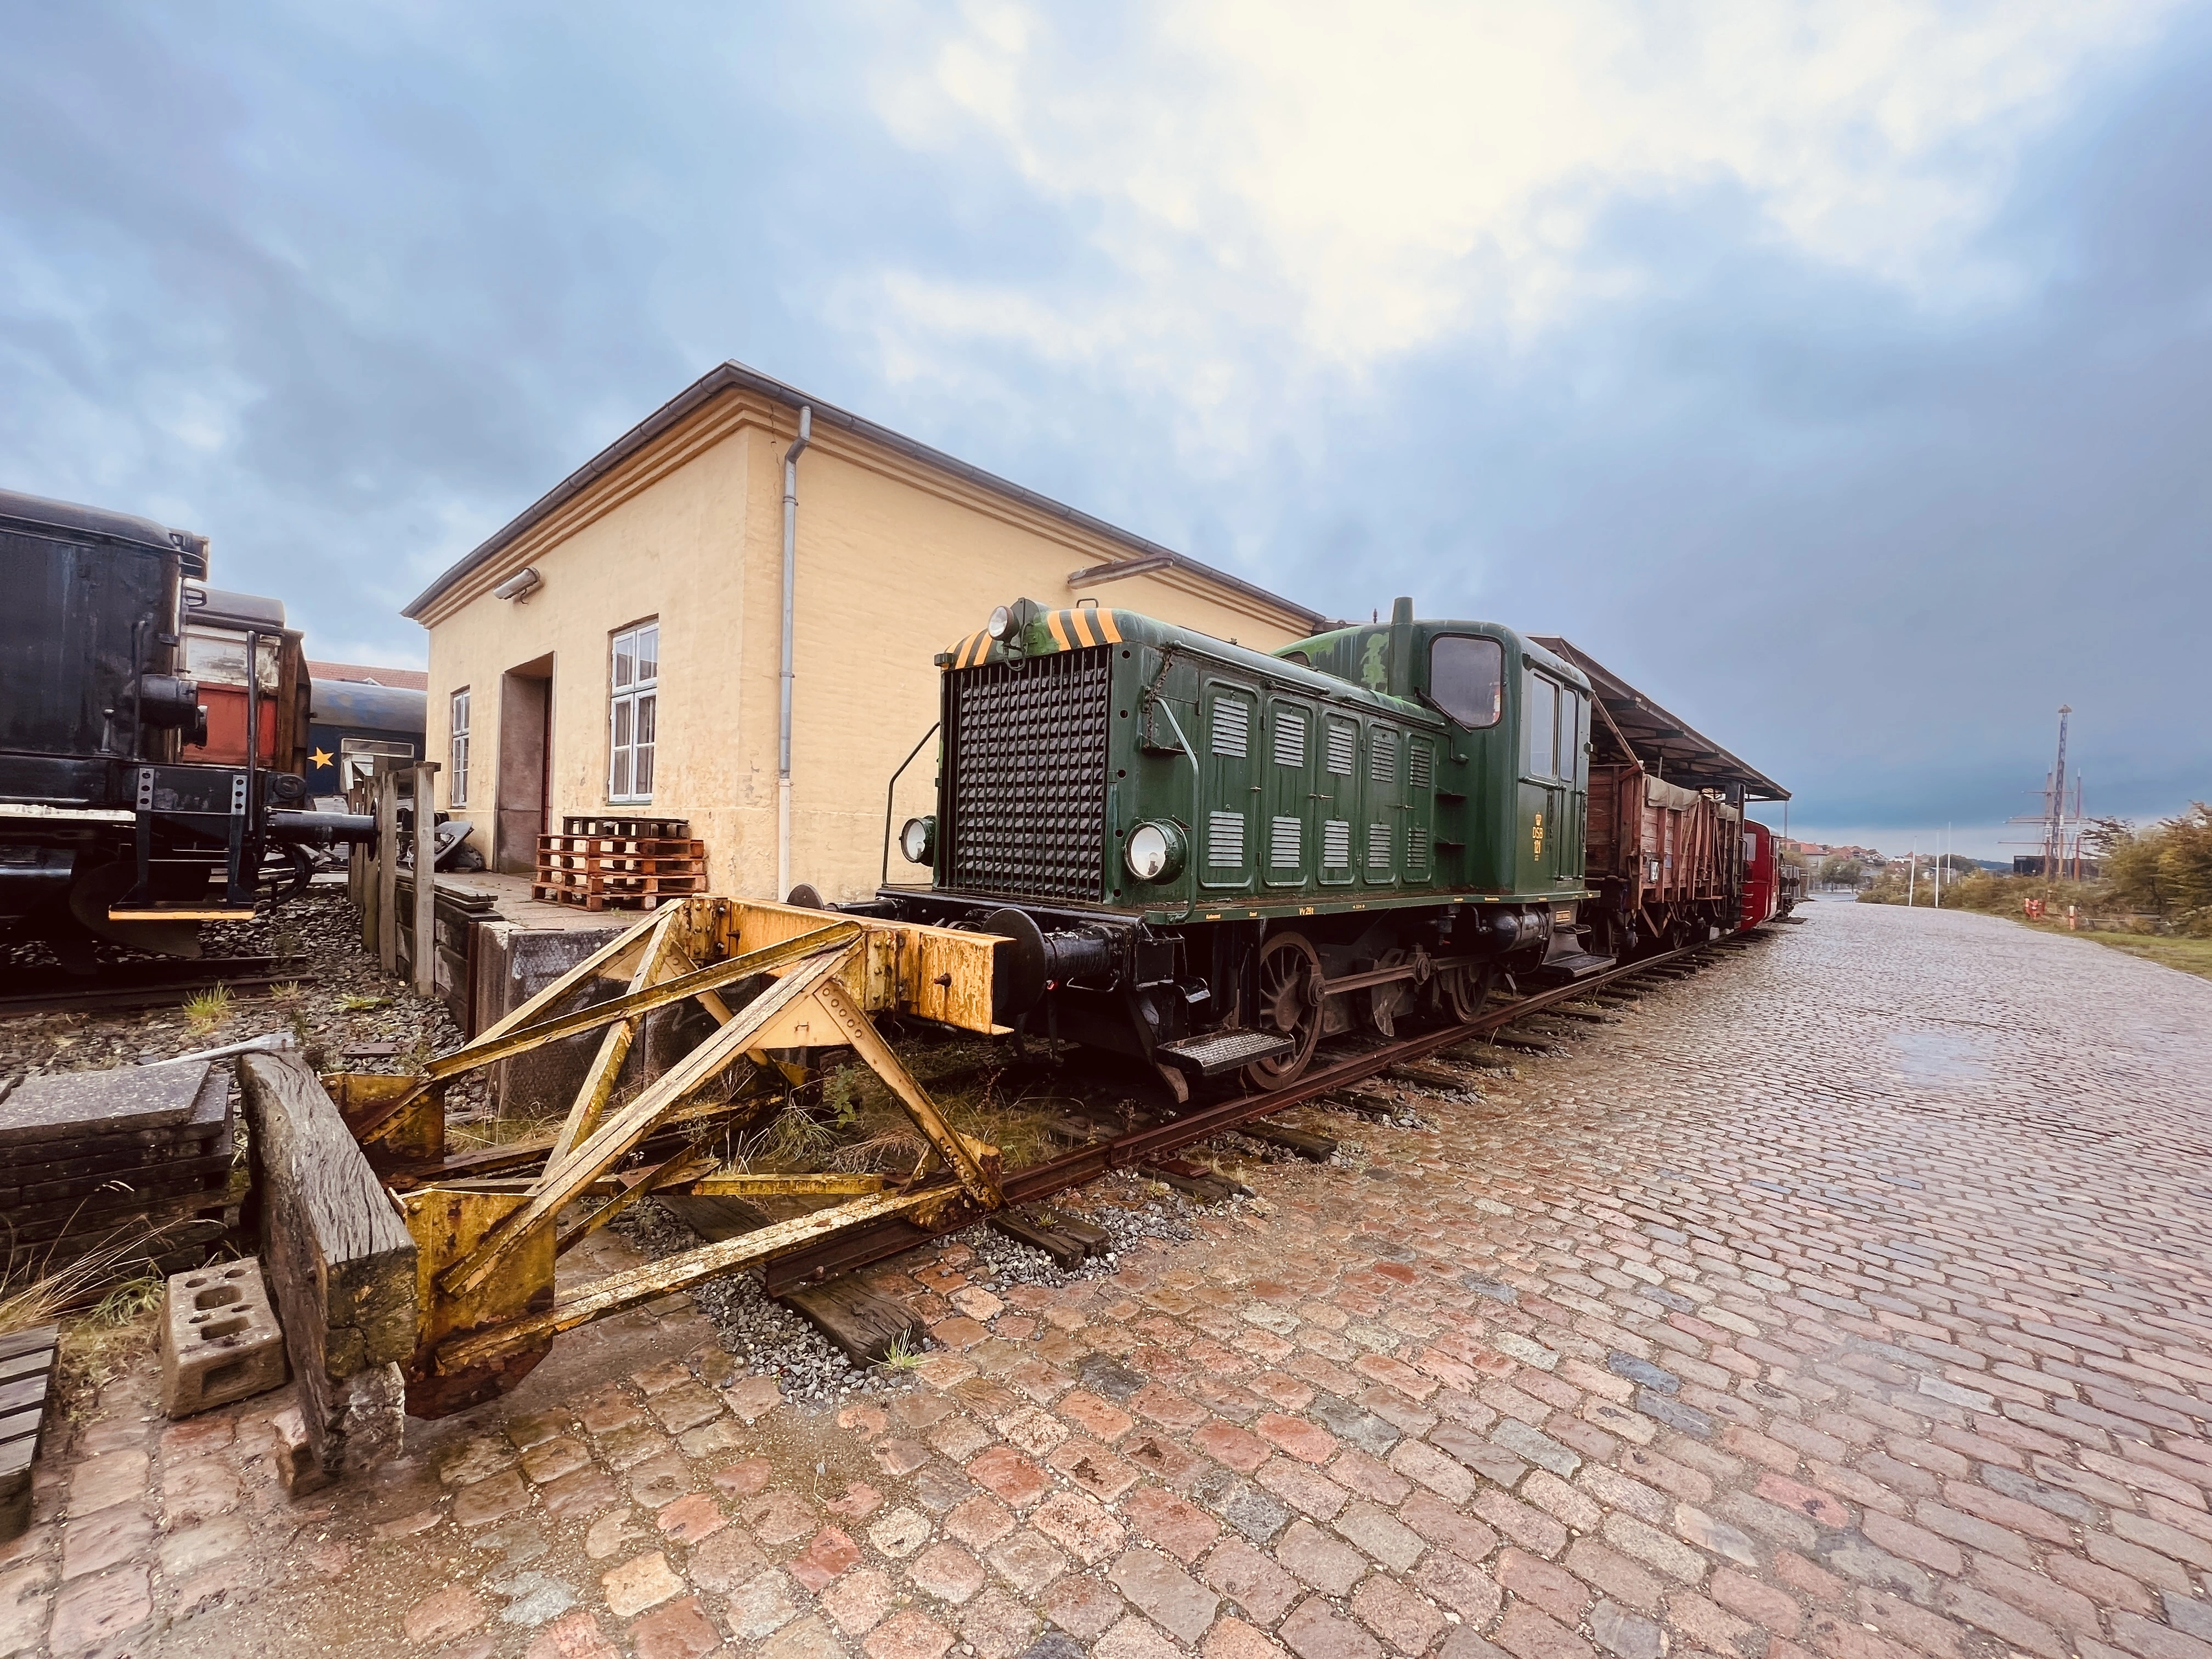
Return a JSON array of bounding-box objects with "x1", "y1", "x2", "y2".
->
[{"x1": 777, "y1": 405, "x2": 812, "y2": 901}]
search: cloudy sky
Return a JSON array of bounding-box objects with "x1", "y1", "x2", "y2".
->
[{"x1": 5, "y1": 2, "x2": 2208, "y2": 855}]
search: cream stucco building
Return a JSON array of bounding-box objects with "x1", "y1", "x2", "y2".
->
[{"x1": 404, "y1": 363, "x2": 1328, "y2": 903}]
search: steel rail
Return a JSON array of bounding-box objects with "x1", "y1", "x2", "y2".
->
[{"x1": 763, "y1": 935, "x2": 1746, "y2": 1290}]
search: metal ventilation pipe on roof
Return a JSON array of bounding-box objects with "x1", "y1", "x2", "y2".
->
[{"x1": 777, "y1": 405, "x2": 812, "y2": 901}]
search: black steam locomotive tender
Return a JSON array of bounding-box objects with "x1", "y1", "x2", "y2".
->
[{"x1": 0, "y1": 487, "x2": 374, "y2": 962}]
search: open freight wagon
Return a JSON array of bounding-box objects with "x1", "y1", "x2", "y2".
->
[{"x1": 1529, "y1": 636, "x2": 1789, "y2": 958}]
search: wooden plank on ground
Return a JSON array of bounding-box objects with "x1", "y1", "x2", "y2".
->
[
  {"x1": 238, "y1": 1052, "x2": 415, "y2": 1481},
  {"x1": 1387, "y1": 1059, "x2": 1487, "y2": 1091},
  {"x1": 1482, "y1": 1033, "x2": 1564, "y2": 1054},
  {"x1": 1239, "y1": 1120, "x2": 1338, "y2": 1160},
  {"x1": 1139, "y1": 1158, "x2": 1250, "y2": 1202},
  {"x1": 989, "y1": 1207, "x2": 1098, "y2": 1269},
  {"x1": 1041, "y1": 1209, "x2": 1111, "y2": 1255},
  {"x1": 776, "y1": 1277, "x2": 924, "y2": 1366},
  {"x1": 1440, "y1": 1041, "x2": 1519, "y2": 1070}
]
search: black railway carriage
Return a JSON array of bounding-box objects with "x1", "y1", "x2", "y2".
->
[
  {"x1": 855, "y1": 596, "x2": 1614, "y2": 1092},
  {"x1": 0, "y1": 487, "x2": 371, "y2": 960}
]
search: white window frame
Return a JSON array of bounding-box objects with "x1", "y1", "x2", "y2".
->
[
  {"x1": 448, "y1": 688, "x2": 471, "y2": 808},
  {"x1": 608, "y1": 620, "x2": 659, "y2": 803}
]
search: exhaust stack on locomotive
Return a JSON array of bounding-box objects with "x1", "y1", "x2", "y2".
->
[
  {"x1": 852, "y1": 594, "x2": 1615, "y2": 1093},
  {"x1": 0, "y1": 487, "x2": 380, "y2": 962}
]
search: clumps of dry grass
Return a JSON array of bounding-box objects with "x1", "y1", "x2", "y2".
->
[
  {"x1": 91, "y1": 1274, "x2": 163, "y2": 1327},
  {"x1": 695, "y1": 1053, "x2": 1069, "y2": 1185},
  {"x1": 827, "y1": 1129, "x2": 931, "y2": 1177},
  {"x1": 443, "y1": 1110, "x2": 562, "y2": 1153},
  {"x1": 0, "y1": 1227, "x2": 180, "y2": 1338}
]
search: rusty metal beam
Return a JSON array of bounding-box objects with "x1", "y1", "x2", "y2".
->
[
  {"x1": 424, "y1": 919, "x2": 861, "y2": 1083},
  {"x1": 437, "y1": 945, "x2": 857, "y2": 1302},
  {"x1": 434, "y1": 1186, "x2": 953, "y2": 1374}
]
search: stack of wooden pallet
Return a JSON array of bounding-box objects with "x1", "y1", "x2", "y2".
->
[
  {"x1": 0, "y1": 1061, "x2": 233, "y2": 1282},
  {"x1": 531, "y1": 815, "x2": 704, "y2": 911}
]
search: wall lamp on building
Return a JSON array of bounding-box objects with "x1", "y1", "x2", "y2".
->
[{"x1": 493, "y1": 567, "x2": 543, "y2": 603}]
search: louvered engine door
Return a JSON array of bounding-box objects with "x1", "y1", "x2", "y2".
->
[
  {"x1": 1363, "y1": 723, "x2": 1402, "y2": 888},
  {"x1": 1317, "y1": 714, "x2": 1357, "y2": 888},
  {"x1": 1199, "y1": 679, "x2": 1257, "y2": 892},
  {"x1": 1405, "y1": 732, "x2": 1438, "y2": 890},
  {"x1": 1262, "y1": 697, "x2": 1316, "y2": 891}
]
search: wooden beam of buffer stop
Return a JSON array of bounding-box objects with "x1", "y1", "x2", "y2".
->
[{"x1": 397, "y1": 896, "x2": 1009, "y2": 1381}]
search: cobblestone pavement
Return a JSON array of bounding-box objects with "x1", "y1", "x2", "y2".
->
[{"x1": 7, "y1": 899, "x2": 2212, "y2": 1659}]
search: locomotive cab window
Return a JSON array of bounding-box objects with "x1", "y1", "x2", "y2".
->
[
  {"x1": 182, "y1": 627, "x2": 279, "y2": 692},
  {"x1": 610, "y1": 620, "x2": 658, "y2": 803},
  {"x1": 1525, "y1": 672, "x2": 1557, "y2": 777},
  {"x1": 1429, "y1": 635, "x2": 1503, "y2": 727}
]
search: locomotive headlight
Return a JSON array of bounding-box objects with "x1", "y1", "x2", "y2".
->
[
  {"x1": 986, "y1": 605, "x2": 1017, "y2": 642},
  {"x1": 1124, "y1": 820, "x2": 1187, "y2": 883},
  {"x1": 899, "y1": 815, "x2": 937, "y2": 865}
]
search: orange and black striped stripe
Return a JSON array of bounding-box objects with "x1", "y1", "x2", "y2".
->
[
  {"x1": 941, "y1": 608, "x2": 1125, "y2": 669},
  {"x1": 1058, "y1": 607, "x2": 1124, "y2": 647}
]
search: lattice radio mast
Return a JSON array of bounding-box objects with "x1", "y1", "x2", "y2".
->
[{"x1": 2044, "y1": 706, "x2": 2071, "y2": 877}]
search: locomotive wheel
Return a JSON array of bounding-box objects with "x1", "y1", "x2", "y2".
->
[
  {"x1": 1443, "y1": 962, "x2": 1496, "y2": 1024},
  {"x1": 1244, "y1": 930, "x2": 1323, "y2": 1091}
]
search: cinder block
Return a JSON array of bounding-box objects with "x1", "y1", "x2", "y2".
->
[{"x1": 160, "y1": 1260, "x2": 289, "y2": 1418}]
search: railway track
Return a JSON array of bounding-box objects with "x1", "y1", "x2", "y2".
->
[
  {"x1": 0, "y1": 956, "x2": 304, "y2": 1017},
  {"x1": 760, "y1": 930, "x2": 1763, "y2": 1291},
  {"x1": 353, "y1": 895, "x2": 1786, "y2": 1403}
]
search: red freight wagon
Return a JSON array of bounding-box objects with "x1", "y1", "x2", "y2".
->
[
  {"x1": 1740, "y1": 819, "x2": 1780, "y2": 931},
  {"x1": 1586, "y1": 763, "x2": 1741, "y2": 954}
]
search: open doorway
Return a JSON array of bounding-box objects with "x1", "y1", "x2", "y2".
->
[{"x1": 497, "y1": 655, "x2": 554, "y2": 873}]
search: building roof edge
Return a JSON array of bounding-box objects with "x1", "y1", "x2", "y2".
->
[{"x1": 401, "y1": 361, "x2": 1326, "y2": 630}]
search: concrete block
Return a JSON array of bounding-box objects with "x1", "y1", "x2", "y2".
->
[{"x1": 160, "y1": 1260, "x2": 289, "y2": 1418}]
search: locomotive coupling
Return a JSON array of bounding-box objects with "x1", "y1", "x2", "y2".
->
[
  {"x1": 984, "y1": 907, "x2": 1116, "y2": 1020},
  {"x1": 267, "y1": 809, "x2": 379, "y2": 849},
  {"x1": 1487, "y1": 906, "x2": 1551, "y2": 949}
]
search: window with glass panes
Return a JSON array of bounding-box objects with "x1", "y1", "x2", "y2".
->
[
  {"x1": 448, "y1": 689, "x2": 471, "y2": 806},
  {"x1": 608, "y1": 621, "x2": 658, "y2": 802}
]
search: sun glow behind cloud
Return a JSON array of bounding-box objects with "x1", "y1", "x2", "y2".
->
[{"x1": 860, "y1": 0, "x2": 2174, "y2": 388}]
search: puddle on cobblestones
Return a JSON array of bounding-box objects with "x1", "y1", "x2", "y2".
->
[{"x1": 1883, "y1": 1026, "x2": 1991, "y2": 1082}]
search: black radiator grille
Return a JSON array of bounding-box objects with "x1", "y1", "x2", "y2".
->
[{"x1": 945, "y1": 646, "x2": 1110, "y2": 901}]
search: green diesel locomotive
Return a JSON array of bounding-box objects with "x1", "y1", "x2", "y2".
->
[{"x1": 857, "y1": 596, "x2": 1618, "y2": 1093}]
